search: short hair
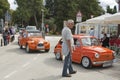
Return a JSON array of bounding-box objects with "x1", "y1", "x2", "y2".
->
[{"x1": 67, "y1": 19, "x2": 74, "y2": 23}]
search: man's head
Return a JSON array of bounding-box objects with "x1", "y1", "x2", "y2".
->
[{"x1": 66, "y1": 19, "x2": 74, "y2": 29}]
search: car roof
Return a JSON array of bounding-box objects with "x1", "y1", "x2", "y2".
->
[
  {"x1": 26, "y1": 26, "x2": 36, "y2": 27},
  {"x1": 73, "y1": 34, "x2": 95, "y2": 38},
  {"x1": 26, "y1": 30, "x2": 40, "y2": 33},
  {"x1": 19, "y1": 28, "x2": 25, "y2": 29},
  {"x1": 26, "y1": 26, "x2": 36, "y2": 28}
]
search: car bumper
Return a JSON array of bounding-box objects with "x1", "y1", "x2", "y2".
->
[{"x1": 93, "y1": 59, "x2": 117, "y2": 65}]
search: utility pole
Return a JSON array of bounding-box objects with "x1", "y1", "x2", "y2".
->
[{"x1": 41, "y1": 0, "x2": 45, "y2": 39}]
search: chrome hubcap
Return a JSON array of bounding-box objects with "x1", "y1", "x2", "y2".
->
[{"x1": 82, "y1": 57, "x2": 89, "y2": 67}]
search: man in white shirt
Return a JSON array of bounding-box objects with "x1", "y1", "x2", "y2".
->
[{"x1": 62, "y1": 19, "x2": 77, "y2": 77}]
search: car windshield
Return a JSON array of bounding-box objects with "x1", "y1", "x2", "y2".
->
[
  {"x1": 81, "y1": 37, "x2": 99, "y2": 46},
  {"x1": 26, "y1": 26, "x2": 36, "y2": 30},
  {"x1": 28, "y1": 32, "x2": 42, "y2": 37}
]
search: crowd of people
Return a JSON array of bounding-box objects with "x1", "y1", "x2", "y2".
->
[{"x1": 1, "y1": 27, "x2": 15, "y2": 46}]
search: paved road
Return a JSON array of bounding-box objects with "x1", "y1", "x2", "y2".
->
[{"x1": 0, "y1": 35, "x2": 120, "y2": 80}]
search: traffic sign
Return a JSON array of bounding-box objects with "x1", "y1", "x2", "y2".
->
[{"x1": 76, "y1": 11, "x2": 82, "y2": 22}]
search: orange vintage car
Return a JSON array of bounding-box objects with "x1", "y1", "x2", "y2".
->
[
  {"x1": 18, "y1": 30, "x2": 50, "y2": 53},
  {"x1": 54, "y1": 34, "x2": 116, "y2": 68}
]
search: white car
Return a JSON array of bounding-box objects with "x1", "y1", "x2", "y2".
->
[{"x1": 26, "y1": 26, "x2": 37, "y2": 31}]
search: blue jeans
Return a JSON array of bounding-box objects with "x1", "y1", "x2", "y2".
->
[
  {"x1": 62, "y1": 52, "x2": 74, "y2": 76},
  {"x1": 3, "y1": 36, "x2": 7, "y2": 46}
]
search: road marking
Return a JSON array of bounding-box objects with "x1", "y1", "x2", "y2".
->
[
  {"x1": 4, "y1": 70, "x2": 17, "y2": 79},
  {"x1": 22, "y1": 54, "x2": 40, "y2": 67},
  {"x1": 22, "y1": 62, "x2": 31, "y2": 68},
  {"x1": 3, "y1": 54, "x2": 40, "y2": 79},
  {"x1": 33, "y1": 54, "x2": 40, "y2": 60}
]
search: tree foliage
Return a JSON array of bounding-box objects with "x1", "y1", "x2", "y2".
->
[
  {"x1": 45, "y1": 0, "x2": 104, "y2": 33},
  {"x1": 78, "y1": 0, "x2": 104, "y2": 20},
  {"x1": 0, "y1": 0, "x2": 10, "y2": 18},
  {"x1": 106, "y1": 5, "x2": 117, "y2": 14},
  {"x1": 14, "y1": 0, "x2": 44, "y2": 28}
]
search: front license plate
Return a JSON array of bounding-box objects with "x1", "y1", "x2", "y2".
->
[
  {"x1": 103, "y1": 62, "x2": 112, "y2": 67},
  {"x1": 37, "y1": 46, "x2": 44, "y2": 49}
]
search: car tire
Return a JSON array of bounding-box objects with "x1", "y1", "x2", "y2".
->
[
  {"x1": 81, "y1": 57, "x2": 92, "y2": 68},
  {"x1": 20, "y1": 44, "x2": 23, "y2": 49},
  {"x1": 55, "y1": 52, "x2": 61, "y2": 60},
  {"x1": 26, "y1": 44, "x2": 31, "y2": 53},
  {"x1": 45, "y1": 49, "x2": 49, "y2": 52}
]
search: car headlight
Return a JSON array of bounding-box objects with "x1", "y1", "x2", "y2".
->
[
  {"x1": 112, "y1": 51, "x2": 116, "y2": 57},
  {"x1": 95, "y1": 53, "x2": 100, "y2": 58}
]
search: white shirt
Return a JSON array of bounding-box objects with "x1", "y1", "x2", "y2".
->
[{"x1": 62, "y1": 27, "x2": 74, "y2": 56}]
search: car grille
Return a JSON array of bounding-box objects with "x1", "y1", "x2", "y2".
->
[
  {"x1": 38, "y1": 43, "x2": 44, "y2": 46},
  {"x1": 100, "y1": 53, "x2": 113, "y2": 60}
]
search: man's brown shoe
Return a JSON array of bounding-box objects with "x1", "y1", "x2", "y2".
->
[
  {"x1": 62, "y1": 74, "x2": 71, "y2": 77},
  {"x1": 70, "y1": 71, "x2": 77, "y2": 74}
]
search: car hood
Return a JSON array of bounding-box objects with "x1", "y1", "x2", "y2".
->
[
  {"x1": 83, "y1": 46, "x2": 112, "y2": 53},
  {"x1": 30, "y1": 37, "x2": 46, "y2": 42}
]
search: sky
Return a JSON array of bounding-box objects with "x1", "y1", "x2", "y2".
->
[{"x1": 8, "y1": 0, "x2": 118, "y2": 11}]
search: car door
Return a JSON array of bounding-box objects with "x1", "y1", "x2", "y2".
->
[{"x1": 72, "y1": 38, "x2": 82, "y2": 63}]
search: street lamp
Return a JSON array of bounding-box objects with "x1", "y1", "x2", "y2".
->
[{"x1": 115, "y1": 0, "x2": 120, "y2": 36}]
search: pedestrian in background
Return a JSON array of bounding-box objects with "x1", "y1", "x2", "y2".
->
[
  {"x1": 61, "y1": 19, "x2": 77, "y2": 77},
  {"x1": 89, "y1": 28, "x2": 94, "y2": 36},
  {"x1": 102, "y1": 33, "x2": 109, "y2": 47},
  {"x1": 2, "y1": 28, "x2": 9, "y2": 46}
]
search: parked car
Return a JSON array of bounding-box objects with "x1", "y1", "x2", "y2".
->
[
  {"x1": 18, "y1": 30, "x2": 50, "y2": 53},
  {"x1": 54, "y1": 34, "x2": 116, "y2": 68},
  {"x1": 18, "y1": 28, "x2": 25, "y2": 35},
  {"x1": 26, "y1": 26, "x2": 37, "y2": 31}
]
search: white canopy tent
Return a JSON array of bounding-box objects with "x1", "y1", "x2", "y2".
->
[
  {"x1": 84, "y1": 13, "x2": 113, "y2": 39},
  {"x1": 86, "y1": 13, "x2": 112, "y2": 24},
  {"x1": 105, "y1": 12, "x2": 120, "y2": 24}
]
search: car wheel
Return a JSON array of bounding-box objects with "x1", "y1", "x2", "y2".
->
[
  {"x1": 26, "y1": 45, "x2": 31, "y2": 53},
  {"x1": 81, "y1": 57, "x2": 92, "y2": 68},
  {"x1": 45, "y1": 49, "x2": 49, "y2": 52},
  {"x1": 55, "y1": 52, "x2": 61, "y2": 60},
  {"x1": 20, "y1": 44, "x2": 23, "y2": 49}
]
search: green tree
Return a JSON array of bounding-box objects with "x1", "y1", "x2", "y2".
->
[
  {"x1": 0, "y1": 0, "x2": 10, "y2": 18},
  {"x1": 106, "y1": 5, "x2": 112, "y2": 13},
  {"x1": 106, "y1": 5, "x2": 117, "y2": 14},
  {"x1": 15, "y1": 0, "x2": 43, "y2": 28},
  {"x1": 51, "y1": 0, "x2": 79, "y2": 32},
  {"x1": 112, "y1": 6, "x2": 117, "y2": 14},
  {"x1": 78, "y1": 0, "x2": 104, "y2": 21},
  {"x1": 45, "y1": 0, "x2": 104, "y2": 33}
]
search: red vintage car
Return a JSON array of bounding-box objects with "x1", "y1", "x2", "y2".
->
[
  {"x1": 18, "y1": 30, "x2": 50, "y2": 53},
  {"x1": 54, "y1": 34, "x2": 116, "y2": 68}
]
